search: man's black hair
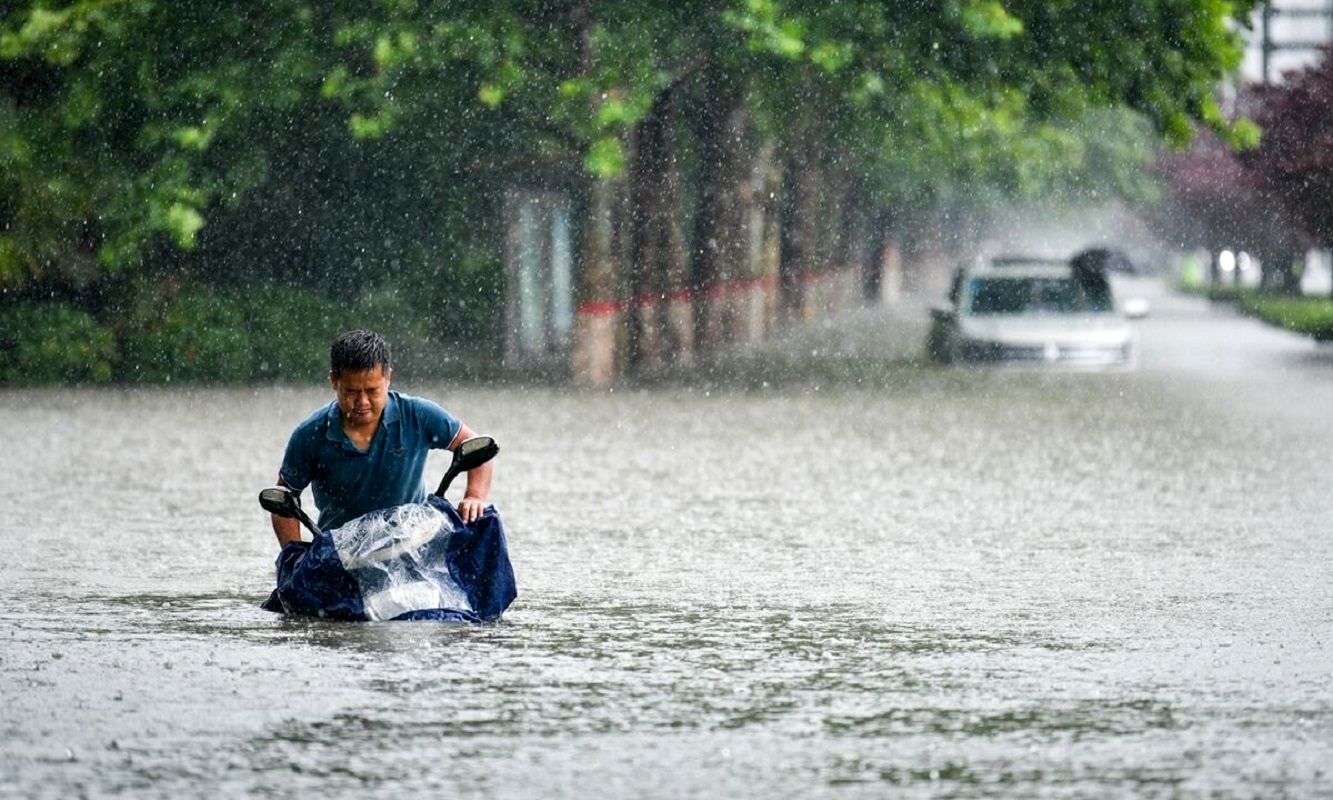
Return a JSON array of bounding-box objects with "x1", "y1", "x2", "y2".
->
[{"x1": 330, "y1": 330, "x2": 391, "y2": 376}]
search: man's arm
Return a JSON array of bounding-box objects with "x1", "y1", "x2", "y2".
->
[
  {"x1": 270, "y1": 474, "x2": 305, "y2": 546},
  {"x1": 271, "y1": 512, "x2": 303, "y2": 546},
  {"x1": 448, "y1": 424, "x2": 493, "y2": 524}
]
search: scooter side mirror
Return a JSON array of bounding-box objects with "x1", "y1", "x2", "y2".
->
[
  {"x1": 259, "y1": 486, "x2": 301, "y2": 518},
  {"x1": 259, "y1": 485, "x2": 322, "y2": 538},
  {"x1": 455, "y1": 436, "x2": 500, "y2": 471},
  {"x1": 434, "y1": 436, "x2": 500, "y2": 497}
]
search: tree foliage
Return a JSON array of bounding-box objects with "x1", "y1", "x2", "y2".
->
[
  {"x1": 1, "y1": 0, "x2": 1258, "y2": 298},
  {"x1": 1153, "y1": 48, "x2": 1333, "y2": 293},
  {"x1": 1244, "y1": 48, "x2": 1333, "y2": 245},
  {"x1": 1156, "y1": 129, "x2": 1279, "y2": 250},
  {"x1": 2, "y1": 2, "x2": 328, "y2": 283}
]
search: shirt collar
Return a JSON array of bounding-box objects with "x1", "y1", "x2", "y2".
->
[
  {"x1": 323, "y1": 402, "x2": 341, "y2": 442},
  {"x1": 381, "y1": 391, "x2": 401, "y2": 426}
]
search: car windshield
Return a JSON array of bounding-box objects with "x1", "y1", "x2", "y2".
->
[{"x1": 966, "y1": 276, "x2": 1112, "y2": 315}]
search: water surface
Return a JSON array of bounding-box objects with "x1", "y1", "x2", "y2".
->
[{"x1": 3, "y1": 285, "x2": 1331, "y2": 797}]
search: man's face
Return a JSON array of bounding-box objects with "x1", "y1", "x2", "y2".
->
[{"x1": 331, "y1": 365, "x2": 391, "y2": 427}]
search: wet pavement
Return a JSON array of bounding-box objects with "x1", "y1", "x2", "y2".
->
[{"x1": 2, "y1": 281, "x2": 1331, "y2": 798}]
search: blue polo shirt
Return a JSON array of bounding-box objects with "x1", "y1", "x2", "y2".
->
[{"x1": 278, "y1": 391, "x2": 461, "y2": 531}]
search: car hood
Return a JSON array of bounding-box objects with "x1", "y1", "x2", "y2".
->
[{"x1": 959, "y1": 313, "x2": 1131, "y2": 346}]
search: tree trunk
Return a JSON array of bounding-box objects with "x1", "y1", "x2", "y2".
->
[
  {"x1": 569, "y1": 1, "x2": 623, "y2": 387},
  {"x1": 1270, "y1": 250, "x2": 1302, "y2": 295},
  {"x1": 572, "y1": 175, "x2": 623, "y2": 387},
  {"x1": 778, "y1": 140, "x2": 823, "y2": 324},
  {"x1": 690, "y1": 66, "x2": 753, "y2": 355},
  {"x1": 1255, "y1": 247, "x2": 1292, "y2": 294},
  {"x1": 628, "y1": 102, "x2": 665, "y2": 374},
  {"x1": 627, "y1": 91, "x2": 692, "y2": 373},
  {"x1": 660, "y1": 134, "x2": 694, "y2": 367},
  {"x1": 862, "y1": 208, "x2": 888, "y2": 303},
  {"x1": 734, "y1": 140, "x2": 777, "y2": 345}
]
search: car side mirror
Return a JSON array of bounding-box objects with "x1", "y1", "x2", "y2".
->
[
  {"x1": 930, "y1": 303, "x2": 956, "y2": 322},
  {"x1": 1122, "y1": 297, "x2": 1150, "y2": 319}
]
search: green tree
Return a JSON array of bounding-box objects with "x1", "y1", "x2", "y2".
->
[{"x1": 1, "y1": 0, "x2": 1262, "y2": 382}]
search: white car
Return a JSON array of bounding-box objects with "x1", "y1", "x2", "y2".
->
[{"x1": 926, "y1": 255, "x2": 1142, "y2": 367}]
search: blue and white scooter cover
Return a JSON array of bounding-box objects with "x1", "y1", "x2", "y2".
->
[{"x1": 261, "y1": 496, "x2": 516, "y2": 622}]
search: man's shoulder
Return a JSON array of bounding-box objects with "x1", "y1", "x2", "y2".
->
[
  {"x1": 290, "y1": 402, "x2": 337, "y2": 438},
  {"x1": 390, "y1": 391, "x2": 447, "y2": 417},
  {"x1": 388, "y1": 392, "x2": 458, "y2": 443}
]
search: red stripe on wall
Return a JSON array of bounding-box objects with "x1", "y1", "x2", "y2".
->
[{"x1": 577, "y1": 300, "x2": 626, "y2": 315}]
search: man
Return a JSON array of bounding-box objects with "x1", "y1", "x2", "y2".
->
[{"x1": 270, "y1": 329, "x2": 491, "y2": 546}]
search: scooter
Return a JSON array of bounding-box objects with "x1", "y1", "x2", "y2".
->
[{"x1": 258, "y1": 436, "x2": 516, "y2": 622}]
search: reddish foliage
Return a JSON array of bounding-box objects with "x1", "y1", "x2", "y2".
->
[
  {"x1": 1244, "y1": 47, "x2": 1333, "y2": 244},
  {"x1": 1152, "y1": 51, "x2": 1333, "y2": 257},
  {"x1": 1155, "y1": 128, "x2": 1305, "y2": 255}
]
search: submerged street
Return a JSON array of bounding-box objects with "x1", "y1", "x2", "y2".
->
[{"x1": 2, "y1": 282, "x2": 1332, "y2": 798}]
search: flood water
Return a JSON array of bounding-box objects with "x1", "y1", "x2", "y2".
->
[{"x1": 3, "y1": 282, "x2": 1332, "y2": 798}]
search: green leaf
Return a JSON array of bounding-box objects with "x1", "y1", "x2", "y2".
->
[
  {"x1": 321, "y1": 66, "x2": 350, "y2": 99},
  {"x1": 374, "y1": 34, "x2": 395, "y2": 68},
  {"x1": 809, "y1": 41, "x2": 853, "y2": 73},
  {"x1": 772, "y1": 20, "x2": 806, "y2": 57},
  {"x1": 961, "y1": 1, "x2": 1025, "y2": 39},
  {"x1": 584, "y1": 136, "x2": 624, "y2": 177},
  {"x1": 595, "y1": 97, "x2": 633, "y2": 127},
  {"x1": 173, "y1": 126, "x2": 210, "y2": 150},
  {"x1": 559, "y1": 79, "x2": 591, "y2": 99},
  {"x1": 165, "y1": 203, "x2": 205, "y2": 248},
  {"x1": 478, "y1": 83, "x2": 505, "y2": 108},
  {"x1": 1226, "y1": 117, "x2": 1261, "y2": 150},
  {"x1": 349, "y1": 111, "x2": 392, "y2": 139}
]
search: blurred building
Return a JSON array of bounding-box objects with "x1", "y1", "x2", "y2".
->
[{"x1": 1241, "y1": 0, "x2": 1333, "y2": 84}]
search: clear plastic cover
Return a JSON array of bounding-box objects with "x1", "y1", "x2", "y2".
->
[{"x1": 329, "y1": 503, "x2": 473, "y2": 621}]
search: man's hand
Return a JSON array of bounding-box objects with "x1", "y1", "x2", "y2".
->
[
  {"x1": 457, "y1": 496, "x2": 487, "y2": 524},
  {"x1": 448, "y1": 423, "x2": 493, "y2": 525}
]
